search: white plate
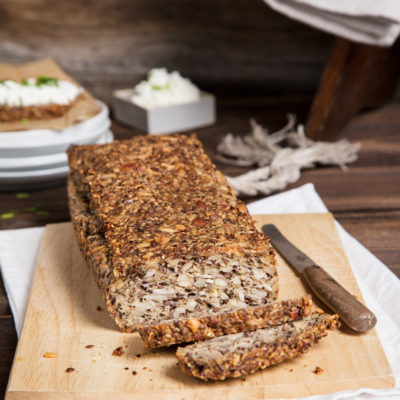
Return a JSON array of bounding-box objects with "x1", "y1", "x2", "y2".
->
[
  {"x1": 0, "y1": 100, "x2": 110, "y2": 157},
  {"x1": 0, "y1": 129, "x2": 113, "y2": 171},
  {"x1": 0, "y1": 130, "x2": 114, "y2": 190}
]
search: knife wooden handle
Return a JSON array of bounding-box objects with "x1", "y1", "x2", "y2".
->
[{"x1": 303, "y1": 265, "x2": 377, "y2": 332}]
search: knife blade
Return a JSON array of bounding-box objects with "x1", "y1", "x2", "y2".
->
[{"x1": 262, "y1": 224, "x2": 377, "y2": 332}]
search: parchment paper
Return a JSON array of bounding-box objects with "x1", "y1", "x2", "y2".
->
[{"x1": 0, "y1": 58, "x2": 101, "y2": 132}]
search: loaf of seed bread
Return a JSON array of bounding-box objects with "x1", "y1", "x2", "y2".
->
[
  {"x1": 67, "y1": 134, "x2": 280, "y2": 334},
  {"x1": 176, "y1": 312, "x2": 340, "y2": 381}
]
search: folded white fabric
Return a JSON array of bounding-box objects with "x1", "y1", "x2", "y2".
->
[
  {"x1": 263, "y1": 0, "x2": 400, "y2": 47},
  {"x1": 0, "y1": 183, "x2": 399, "y2": 399},
  {"x1": 0, "y1": 226, "x2": 43, "y2": 334}
]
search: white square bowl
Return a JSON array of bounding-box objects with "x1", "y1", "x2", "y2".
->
[{"x1": 113, "y1": 88, "x2": 216, "y2": 135}]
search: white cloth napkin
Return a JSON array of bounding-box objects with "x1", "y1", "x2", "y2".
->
[
  {"x1": 0, "y1": 183, "x2": 399, "y2": 399},
  {"x1": 263, "y1": 0, "x2": 400, "y2": 47}
]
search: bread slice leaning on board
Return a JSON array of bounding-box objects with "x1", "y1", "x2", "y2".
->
[{"x1": 176, "y1": 312, "x2": 340, "y2": 381}]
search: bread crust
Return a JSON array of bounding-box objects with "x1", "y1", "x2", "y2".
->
[{"x1": 67, "y1": 135, "x2": 276, "y2": 271}]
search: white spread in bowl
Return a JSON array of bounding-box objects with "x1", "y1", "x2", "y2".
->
[{"x1": 131, "y1": 68, "x2": 200, "y2": 109}]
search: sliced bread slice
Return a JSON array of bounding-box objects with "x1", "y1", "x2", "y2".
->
[
  {"x1": 176, "y1": 312, "x2": 339, "y2": 381},
  {"x1": 137, "y1": 295, "x2": 312, "y2": 348}
]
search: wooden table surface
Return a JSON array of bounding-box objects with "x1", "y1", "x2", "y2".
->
[{"x1": 1, "y1": 97, "x2": 399, "y2": 396}]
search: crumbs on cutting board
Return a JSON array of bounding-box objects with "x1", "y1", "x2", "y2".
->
[
  {"x1": 112, "y1": 346, "x2": 124, "y2": 356},
  {"x1": 85, "y1": 344, "x2": 95, "y2": 349},
  {"x1": 313, "y1": 366, "x2": 324, "y2": 375},
  {"x1": 65, "y1": 367, "x2": 75, "y2": 373},
  {"x1": 132, "y1": 371, "x2": 137, "y2": 376},
  {"x1": 43, "y1": 352, "x2": 57, "y2": 358},
  {"x1": 91, "y1": 352, "x2": 101, "y2": 362},
  {"x1": 96, "y1": 305, "x2": 103, "y2": 311}
]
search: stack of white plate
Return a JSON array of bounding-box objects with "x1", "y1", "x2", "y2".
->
[{"x1": 0, "y1": 100, "x2": 113, "y2": 190}]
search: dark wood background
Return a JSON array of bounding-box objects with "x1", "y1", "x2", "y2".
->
[{"x1": 0, "y1": 0, "x2": 332, "y2": 102}]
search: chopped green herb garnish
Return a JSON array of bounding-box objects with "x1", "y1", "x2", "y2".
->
[
  {"x1": 36, "y1": 75, "x2": 59, "y2": 87},
  {"x1": 16, "y1": 192, "x2": 30, "y2": 199},
  {"x1": 0, "y1": 79, "x2": 9, "y2": 85},
  {"x1": 151, "y1": 83, "x2": 170, "y2": 91},
  {"x1": 1, "y1": 211, "x2": 18, "y2": 219},
  {"x1": 35, "y1": 210, "x2": 51, "y2": 217},
  {"x1": 24, "y1": 204, "x2": 40, "y2": 212},
  {"x1": 20, "y1": 117, "x2": 30, "y2": 123},
  {"x1": 21, "y1": 79, "x2": 29, "y2": 86}
]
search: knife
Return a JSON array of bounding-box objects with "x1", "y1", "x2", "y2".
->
[{"x1": 262, "y1": 224, "x2": 377, "y2": 332}]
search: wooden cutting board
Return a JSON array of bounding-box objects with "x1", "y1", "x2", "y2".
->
[{"x1": 6, "y1": 214, "x2": 394, "y2": 399}]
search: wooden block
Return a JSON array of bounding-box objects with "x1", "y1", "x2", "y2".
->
[
  {"x1": 306, "y1": 38, "x2": 400, "y2": 140},
  {"x1": 6, "y1": 214, "x2": 394, "y2": 399}
]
